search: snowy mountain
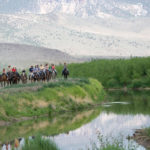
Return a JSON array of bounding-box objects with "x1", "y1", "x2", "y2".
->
[
  {"x1": 0, "y1": 0, "x2": 149, "y2": 17},
  {"x1": 0, "y1": 0, "x2": 150, "y2": 57}
]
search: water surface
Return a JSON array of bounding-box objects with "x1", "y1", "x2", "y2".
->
[{"x1": 1, "y1": 90, "x2": 150, "y2": 150}]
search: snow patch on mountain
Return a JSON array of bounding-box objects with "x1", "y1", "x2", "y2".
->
[
  {"x1": 0, "y1": 13, "x2": 150, "y2": 57},
  {"x1": 0, "y1": 0, "x2": 149, "y2": 17}
]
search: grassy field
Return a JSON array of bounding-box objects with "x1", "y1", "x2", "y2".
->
[
  {"x1": 56, "y1": 57, "x2": 150, "y2": 88},
  {"x1": 0, "y1": 78, "x2": 105, "y2": 121}
]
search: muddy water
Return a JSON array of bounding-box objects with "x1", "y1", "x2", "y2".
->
[{"x1": 1, "y1": 90, "x2": 150, "y2": 150}]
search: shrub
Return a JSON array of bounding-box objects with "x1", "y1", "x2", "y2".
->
[{"x1": 107, "y1": 79, "x2": 119, "y2": 88}]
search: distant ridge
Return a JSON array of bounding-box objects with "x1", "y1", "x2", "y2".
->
[{"x1": 0, "y1": 43, "x2": 80, "y2": 69}]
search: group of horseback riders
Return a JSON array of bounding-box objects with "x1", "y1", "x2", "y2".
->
[
  {"x1": 0, "y1": 63, "x2": 69, "y2": 87},
  {"x1": 28, "y1": 64, "x2": 57, "y2": 80}
]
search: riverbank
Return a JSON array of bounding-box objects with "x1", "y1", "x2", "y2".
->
[
  {"x1": 131, "y1": 128, "x2": 150, "y2": 149},
  {"x1": 0, "y1": 78, "x2": 105, "y2": 125}
]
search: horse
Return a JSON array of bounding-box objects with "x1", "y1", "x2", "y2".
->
[
  {"x1": 45, "y1": 70, "x2": 51, "y2": 82},
  {"x1": 39, "y1": 71, "x2": 46, "y2": 82},
  {"x1": 1, "y1": 73, "x2": 8, "y2": 87},
  {"x1": 62, "y1": 68, "x2": 69, "y2": 79},
  {"x1": 11, "y1": 72, "x2": 20, "y2": 84},
  {"x1": 21, "y1": 72, "x2": 27, "y2": 84},
  {"x1": 30, "y1": 72, "x2": 39, "y2": 83},
  {"x1": 7, "y1": 72, "x2": 12, "y2": 85},
  {"x1": 51, "y1": 69, "x2": 57, "y2": 80}
]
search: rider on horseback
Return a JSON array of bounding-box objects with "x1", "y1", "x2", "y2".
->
[
  {"x1": 45, "y1": 64, "x2": 49, "y2": 70},
  {"x1": 50, "y1": 64, "x2": 57, "y2": 74},
  {"x1": 29, "y1": 66, "x2": 34, "y2": 79},
  {"x1": 39, "y1": 64, "x2": 44, "y2": 75},
  {"x1": 62, "y1": 62, "x2": 69, "y2": 78},
  {"x1": 6, "y1": 65, "x2": 12, "y2": 77},
  {"x1": 12, "y1": 67, "x2": 16, "y2": 73},
  {"x1": 62, "y1": 62, "x2": 68, "y2": 72},
  {"x1": 2, "y1": 68, "x2": 6, "y2": 75}
]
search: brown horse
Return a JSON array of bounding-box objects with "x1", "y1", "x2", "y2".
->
[
  {"x1": 21, "y1": 72, "x2": 27, "y2": 84},
  {"x1": 1, "y1": 73, "x2": 8, "y2": 87}
]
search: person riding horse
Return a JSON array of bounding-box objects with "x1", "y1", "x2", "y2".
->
[
  {"x1": 49, "y1": 64, "x2": 57, "y2": 79},
  {"x1": 21, "y1": 70, "x2": 27, "y2": 84},
  {"x1": 62, "y1": 63, "x2": 69, "y2": 79},
  {"x1": 1, "y1": 68, "x2": 8, "y2": 86},
  {"x1": 11, "y1": 67, "x2": 20, "y2": 84},
  {"x1": 29, "y1": 66, "x2": 34, "y2": 80}
]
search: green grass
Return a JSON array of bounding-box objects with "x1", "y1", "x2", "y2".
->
[
  {"x1": 0, "y1": 78, "x2": 105, "y2": 121},
  {"x1": 21, "y1": 135, "x2": 59, "y2": 150},
  {"x1": 56, "y1": 57, "x2": 150, "y2": 88}
]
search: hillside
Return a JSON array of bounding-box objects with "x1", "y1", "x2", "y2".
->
[{"x1": 0, "y1": 43, "x2": 81, "y2": 68}]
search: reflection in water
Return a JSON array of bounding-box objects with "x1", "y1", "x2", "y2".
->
[
  {"x1": 53, "y1": 112, "x2": 150, "y2": 150},
  {"x1": 1, "y1": 90, "x2": 150, "y2": 150},
  {"x1": 0, "y1": 109, "x2": 101, "y2": 150}
]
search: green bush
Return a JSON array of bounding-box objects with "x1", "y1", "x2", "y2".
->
[
  {"x1": 107, "y1": 79, "x2": 119, "y2": 88},
  {"x1": 130, "y1": 79, "x2": 143, "y2": 88},
  {"x1": 56, "y1": 57, "x2": 150, "y2": 88}
]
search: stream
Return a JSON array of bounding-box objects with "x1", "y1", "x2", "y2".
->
[{"x1": 1, "y1": 90, "x2": 150, "y2": 150}]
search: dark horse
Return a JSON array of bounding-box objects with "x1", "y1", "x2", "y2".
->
[
  {"x1": 40, "y1": 71, "x2": 46, "y2": 82},
  {"x1": 62, "y1": 68, "x2": 69, "y2": 79},
  {"x1": 11, "y1": 72, "x2": 20, "y2": 84},
  {"x1": 30, "y1": 72, "x2": 39, "y2": 83},
  {"x1": 45, "y1": 70, "x2": 50, "y2": 82}
]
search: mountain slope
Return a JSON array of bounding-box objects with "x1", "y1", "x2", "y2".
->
[
  {"x1": 0, "y1": 13, "x2": 150, "y2": 57},
  {"x1": 0, "y1": 43, "x2": 80, "y2": 68},
  {"x1": 0, "y1": 1, "x2": 150, "y2": 57}
]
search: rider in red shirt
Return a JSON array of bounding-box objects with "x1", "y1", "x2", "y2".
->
[{"x1": 12, "y1": 67, "x2": 16, "y2": 73}]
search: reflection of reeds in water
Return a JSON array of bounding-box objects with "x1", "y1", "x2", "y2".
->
[
  {"x1": 1, "y1": 136, "x2": 60, "y2": 150},
  {"x1": 87, "y1": 132, "x2": 138, "y2": 150},
  {"x1": 22, "y1": 136, "x2": 60, "y2": 150},
  {"x1": 0, "y1": 108, "x2": 101, "y2": 146}
]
